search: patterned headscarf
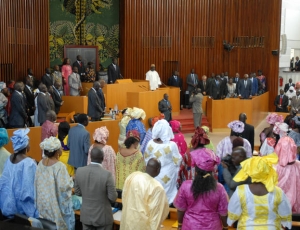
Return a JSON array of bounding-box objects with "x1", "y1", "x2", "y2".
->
[
  {"x1": 228, "y1": 120, "x2": 244, "y2": 133},
  {"x1": 130, "y1": 107, "x2": 146, "y2": 120},
  {"x1": 191, "y1": 148, "x2": 220, "y2": 172},
  {"x1": 234, "y1": 153, "x2": 278, "y2": 192},
  {"x1": 191, "y1": 127, "x2": 210, "y2": 149},
  {"x1": 10, "y1": 128, "x2": 30, "y2": 153},
  {"x1": 93, "y1": 127, "x2": 109, "y2": 144},
  {"x1": 152, "y1": 119, "x2": 174, "y2": 143},
  {"x1": 126, "y1": 130, "x2": 140, "y2": 142},
  {"x1": 170, "y1": 120, "x2": 181, "y2": 133},
  {"x1": 266, "y1": 113, "x2": 284, "y2": 125},
  {"x1": 40, "y1": 136, "x2": 61, "y2": 152},
  {"x1": 260, "y1": 137, "x2": 276, "y2": 156},
  {"x1": 274, "y1": 136, "x2": 297, "y2": 167},
  {"x1": 273, "y1": 122, "x2": 288, "y2": 137},
  {"x1": 0, "y1": 128, "x2": 9, "y2": 148}
]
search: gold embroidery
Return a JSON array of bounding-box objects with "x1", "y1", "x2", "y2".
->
[
  {"x1": 164, "y1": 146, "x2": 171, "y2": 155},
  {"x1": 144, "y1": 152, "x2": 150, "y2": 159},
  {"x1": 173, "y1": 156, "x2": 179, "y2": 164},
  {"x1": 147, "y1": 145, "x2": 154, "y2": 152},
  {"x1": 161, "y1": 175, "x2": 170, "y2": 184},
  {"x1": 154, "y1": 151, "x2": 162, "y2": 159}
]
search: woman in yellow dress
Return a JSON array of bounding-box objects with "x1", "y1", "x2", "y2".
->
[
  {"x1": 57, "y1": 121, "x2": 74, "y2": 176},
  {"x1": 116, "y1": 130, "x2": 145, "y2": 190}
]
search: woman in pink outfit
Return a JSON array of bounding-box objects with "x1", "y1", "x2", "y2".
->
[
  {"x1": 170, "y1": 120, "x2": 187, "y2": 157},
  {"x1": 61, "y1": 58, "x2": 72, "y2": 96},
  {"x1": 275, "y1": 136, "x2": 300, "y2": 213}
]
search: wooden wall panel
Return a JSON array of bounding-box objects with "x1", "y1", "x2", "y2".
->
[
  {"x1": 0, "y1": 0, "x2": 49, "y2": 83},
  {"x1": 120, "y1": 0, "x2": 282, "y2": 111}
]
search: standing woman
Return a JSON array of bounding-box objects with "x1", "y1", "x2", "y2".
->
[
  {"x1": 174, "y1": 148, "x2": 228, "y2": 230},
  {"x1": 0, "y1": 128, "x2": 10, "y2": 176},
  {"x1": 61, "y1": 58, "x2": 72, "y2": 96},
  {"x1": 170, "y1": 120, "x2": 187, "y2": 157},
  {"x1": 126, "y1": 107, "x2": 147, "y2": 144},
  {"x1": 118, "y1": 108, "x2": 132, "y2": 148},
  {"x1": 35, "y1": 136, "x2": 75, "y2": 230}
]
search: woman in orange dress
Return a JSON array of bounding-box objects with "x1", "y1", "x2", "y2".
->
[{"x1": 61, "y1": 58, "x2": 72, "y2": 96}]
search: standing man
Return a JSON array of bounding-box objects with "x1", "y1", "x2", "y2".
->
[
  {"x1": 97, "y1": 80, "x2": 106, "y2": 113},
  {"x1": 73, "y1": 55, "x2": 86, "y2": 82},
  {"x1": 41, "y1": 110, "x2": 58, "y2": 142},
  {"x1": 234, "y1": 73, "x2": 240, "y2": 95},
  {"x1": 158, "y1": 93, "x2": 172, "y2": 122},
  {"x1": 290, "y1": 90, "x2": 300, "y2": 114},
  {"x1": 248, "y1": 73, "x2": 258, "y2": 96},
  {"x1": 107, "y1": 58, "x2": 122, "y2": 84},
  {"x1": 75, "y1": 147, "x2": 117, "y2": 230},
  {"x1": 37, "y1": 84, "x2": 51, "y2": 126},
  {"x1": 274, "y1": 89, "x2": 289, "y2": 112},
  {"x1": 198, "y1": 75, "x2": 209, "y2": 96},
  {"x1": 9, "y1": 82, "x2": 27, "y2": 128},
  {"x1": 146, "y1": 64, "x2": 161, "y2": 90},
  {"x1": 121, "y1": 158, "x2": 169, "y2": 230},
  {"x1": 284, "y1": 78, "x2": 295, "y2": 93},
  {"x1": 51, "y1": 81, "x2": 64, "y2": 114},
  {"x1": 186, "y1": 69, "x2": 199, "y2": 101},
  {"x1": 167, "y1": 71, "x2": 183, "y2": 110},
  {"x1": 88, "y1": 81, "x2": 103, "y2": 121},
  {"x1": 294, "y1": 56, "x2": 300, "y2": 71},
  {"x1": 23, "y1": 78, "x2": 35, "y2": 125},
  {"x1": 52, "y1": 65, "x2": 64, "y2": 95},
  {"x1": 41, "y1": 68, "x2": 54, "y2": 89},
  {"x1": 26, "y1": 68, "x2": 38, "y2": 89},
  {"x1": 209, "y1": 75, "x2": 221, "y2": 99},
  {"x1": 68, "y1": 114, "x2": 90, "y2": 169},
  {"x1": 238, "y1": 74, "x2": 252, "y2": 99},
  {"x1": 69, "y1": 66, "x2": 82, "y2": 96},
  {"x1": 189, "y1": 88, "x2": 203, "y2": 128}
]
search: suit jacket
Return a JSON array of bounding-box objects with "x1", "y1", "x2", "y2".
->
[
  {"x1": 296, "y1": 60, "x2": 300, "y2": 71},
  {"x1": 74, "y1": 164, "x2": 117, "y2": 226},
  {"x1": 167, "y1": 76, "x2": 183, "y2": 90},
  {"x1": 189, "y1": 93, "x2": 203, "y2": 114},
  {"x1": 9, "y1": 91, "x2": 27, "y2": 127},
  {"x1": 238, "y1": 79, "x2": 252, "y2": 99},
  {"x1": 73, "y1": 61, "x2": 85, "y2": 81},
  {"x1": 23, "y1": 85, "x2": 35, "y2": 116},
  {"x1": 107, "y1": 63, "x2": 121, "y2": 84},
  {"x1": 88, "y1": 88, "x2": 103, "y2": 119},
  {"x1": 249, "y1": 78, "x2": 258, "y2": 95},
  {"x1": 158, "y1": 99, "x2": 172, "y2": 121},
  {"x1": 67, "y1": 124, "x2": 90, "y2": 168},
  {"x1": 37, "y1": 93, "x2": 51, "y2": 124},
  {"x1": 274, "y1": 95, "x2": 289, "y2": 112},
  {"x1": 284, "y1": 83, "x2": 295, "y2": 93},
  {"x1": 210, "y1": 79, "x2": 227, "y2": 99},
  {"x1": 186, "y1": 73, "x2": 199, "y2": 93},
  {"x1": 41, "y1": 74, "x2": 54, "y2": 88},
  {"x1": 198, "y1": 80, "x2": 210, "y2": 95},
  {"x1": 97, "y1": 88, "x2": 106, "y2": 111},
  {"x1": 51, "y1": 87, "x2": 63, "y2": 114},
  {"x1": 68, "y1": 73, "x2": 82, "y2": 96},
  {"x1": 290, "y1": 96, "x2": 300, "y2": 114},
  {"x1": 230, "y1": 122, "x2": 254, "y2": 152}
]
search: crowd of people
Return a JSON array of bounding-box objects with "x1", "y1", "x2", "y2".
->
[{"x1": 0, "y1": 107, "x2": 299, "y2": 229}]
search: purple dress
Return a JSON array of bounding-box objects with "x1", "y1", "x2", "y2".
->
[{"x1": 174, "y1": 181, "x2": 228, "y2": 230}]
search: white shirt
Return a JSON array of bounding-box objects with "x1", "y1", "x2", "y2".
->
[
  {"x1": 146, "y1": 70, "x2": 161, "y2": 90},
  {"x1": 90, "y1": 162, "x2": 102, "y2": 167}
]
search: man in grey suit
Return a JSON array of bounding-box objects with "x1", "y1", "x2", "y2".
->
[
  {"x1": 67, "y1": 114, "x2": 90, "y2": 168},
  {"x1": 158, "y1": 93, "x2": 172, "y2": 122},
  {"x1": 9, "y1": 82, "x2": 27, "y2": 128},
  {"x1": 186, "y1": 69, "x2": 199, "y2": 108},
  {"x1": 69, "y1": 66, "x2": 82, "y2": 96},
  {"x1": 88, "y1": 81, "x2": 103, "y2": 121},
  {"x1": 189, "y1": 88, "x2": 203, "y2": 128},
  {"x1": 37, "y1": 83, "x2": 52, "y2": 126},
  {"x1": 290, "y1": 90, "x2": 300, "y2": 114},
  {"x1": 237, "y1": 74, "x2": 252, "y2": 99},
  {"x1": 75, "y1": 147, "x2": 117, "y2": 230}
]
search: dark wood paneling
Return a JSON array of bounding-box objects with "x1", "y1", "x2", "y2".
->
[
  {"x1": 120, "y1": 0, "x2": 282, "y2": 111},
  {"x1": 0, "y1": 0, "x2": 49, "y2": 83}
]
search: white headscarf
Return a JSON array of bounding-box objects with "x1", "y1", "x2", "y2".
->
[
  {"x1": 152, "y1": 119, "x2": 174, "y2": 143},
  {"x1": 130, "y1": 107, "x2": 146, "y2": 120},
  {"x1": 40, "y1": 136, "x2": 61, "y2": 152},
  {"x1": 286, "y1": 86, "x2": 296, "y2": 99}
]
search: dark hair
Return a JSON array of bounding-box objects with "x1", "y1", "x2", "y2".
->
[
  {"x1": 58, "y1": 121, "x2": 70, "y2": 142},
  {"x1": 124, "y1": 137, "x2": 139, "y2": 149},
  {"x1": 62, "y1": 58, "x2": 69, "y2": 65},
  {"x1": 191, "y1": 166, "x2": 216, "y2": 199},
  {"x1": 44, "y1": 150, "x2": 57, "y2": 158},
  {"x1": 232, "y1": 137, "x2": 244, "y2": 149},
  {"x1": 77, "y1": 114, "x2": 88, "y2": 124},
  {"x1": 11, "y1": 147, "x2": 27, "y2": 163},
  {"x1": 231, "y1": 131, "x2": 242, "y2": 137}
]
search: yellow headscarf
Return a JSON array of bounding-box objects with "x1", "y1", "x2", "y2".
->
[{"x1": 233, "y1": 153, "x2": 279, "y2": 192}]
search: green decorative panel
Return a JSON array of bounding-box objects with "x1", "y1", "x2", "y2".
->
[{"x1": 49, "y1": 0, "x2": 119, "y2": 68}]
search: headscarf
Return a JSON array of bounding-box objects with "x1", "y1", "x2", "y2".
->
[
  {"x1": 234, "y1": 153, "x2": 278, "y2": 192},
  {"x1": 0, "y1": 128, "x2": 9, "y2": 148},
  {"x1": 130, "y1": 107, "x2": 146, "y2": 120},
  {"x1": 123, "y1": 108, "x2": 132, "y2": 116},
  {"x1": 126, "y1": 130, "x2": 140, "y2": 142},
  {"x1": 93, "y1": 126, "x2": 109, "y2": 144},
  {"x1": 191, "y1": 127, "x2": 210, "y2": 149},
  {"x1": 151, "y1": 116, "x2": 159, "y2": 127},
  {"x1": 273, "y1": 122, "x2": 288, "y2": 137},
  {"x1": 10, "y1": 128, "x2": 30, "y2": 153},
  {"x1": 201, "y1": 126, "x2": 210, "y2": 134},
  {"x1": 190, "y1": 148, "x2": 220, "y2": 172},
  {"x1": 152, "y1": 119, "x2": 174, "y2": 143},
  {"x1": 228, "y1": 120, "x2": 244, "y2": 133},
  {"x1": 292, "y1": 116, "x2": 300, "y2": 126},
  {"x1": 274, "y1": 136, "x2": 297, "y2": 167},
  {"x1": 266, "y1": 113, "x2": 284, "y2": 125},
  {"x1": 170, "y1": 120, "x2": 181, "y2": 133},
  {"x1": 40, "y1": 136, "x2": 61, "y2": 152},
  {"x1": 260, "y1": 137, "x2": 276, "y2": 156}
]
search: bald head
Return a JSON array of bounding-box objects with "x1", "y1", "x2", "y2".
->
[
  {"x1": 90, "y1": 147, "x2": 104, "y2": 163},
  {"x1": 146, "y1": 158, "x2": 161, "y2": 177},
  {"x1": 46, "y1": 110, "x2": 57, "y2": 122},
  {"x1": 239, "y1": 113, "x2": 247, "y2": 122}
]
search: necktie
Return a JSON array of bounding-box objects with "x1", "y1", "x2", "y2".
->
[
  {"x1": 192, "y1": 74, "x2": 195, "y2": 84},
  {"x1": 80, "y1": 62, "x2": 82, "y2": 67},
  {"x1": 203, "y1": 81, "x2": 206, "y2": 88},
  {"x1": 244, "y1": 80, "x2": 247, "y2": 87},
  {"x1": 175, "y1": 76, "x2": 177, "y2": 81},
  {"x1": 280, "y1": 96, "x2": 282, "y2": 105}
]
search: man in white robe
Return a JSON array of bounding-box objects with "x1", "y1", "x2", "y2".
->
[
  {"x1": 286, "y1": 86, "x2": 296, "y2": 105},
  {"x1": 146, "y1": 64, "x2": 161, "y2": 90}
]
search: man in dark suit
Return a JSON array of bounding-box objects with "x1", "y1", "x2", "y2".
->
[
  {"x1": 107, "y1": 58, "x2": 122, "y2": 84},
  {"x1": 284, "y1": 78, "x2": 295, "y2": 93},
  {"x1": 68, "y1": 114, "x2": 90, "y2": 168},
  {"x1": 295, "y1": 56, "x2": 300, "y2": 71},
  {"x1": 37, "y1": 83, "x2": 52, "y2": 125},
  {"x1": 233, "y1": 73, "x2": 240, "y2": 95},
  {"x1": 158, "y1": 93, "x2": 172, "y2": 122},
  {"x1": 25, "y1": 68, "x2": 39, "y2": 89},
  {"x1": 210, "y1": 75, "x2": 226, "y2": 99},
  {"x1": 198, "y1": 75, "x2": 210, "y2": 96},
  {"x1": 9, "y1": 82, "x2": 27, "y2": 128},
  {"x1": 97, "y1": 80, "x2": 106, "y2": 113},
  {"x1": 51, "y1": 81, "x2": 64, "y2": 114},
  {"x1": 230, "y1": 113, "x2": 255, "y2": 153},
  {"x1": 23, "y1": 78, "x2": 35, "y2": 126},
  {"x1": 74, "y1": 147, "x2": 117, "y2": 230},
  {"x1": 41, "y1": 68, "x2": 54, "y2": 88},
  {"x1": 248, "y1": 73, "x2": 259, "y2": 96},
  {"x1": 73, "y1": 55, "x2": 86, "y2": 82},
  {"x1": 238, "y1": 74, "x2": 252, "y2": 99},
  {"x1": 88, "y1": 81, "x2": 103, "y2": 121},
  {"x1": 274, "y1": 89, "x2": 289, "y2": 112},
  {"x1": 167, "y1": 71, "x2": 183, "y2": 109}
]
